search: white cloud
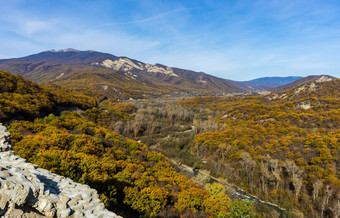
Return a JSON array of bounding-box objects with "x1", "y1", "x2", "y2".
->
[{"x1": 20, "y1": 20, "x2": 51, "y2": 35}]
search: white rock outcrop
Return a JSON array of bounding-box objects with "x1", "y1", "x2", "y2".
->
[
  {"x1": 93, "y1": 58, "x2": 179, "y2": 77},
  {"x1": 316, "y1": 76, "x2": 332, "y2": 82},
  {"x1": 0, "y1": 124, "x2": 121, "y2": 218}
]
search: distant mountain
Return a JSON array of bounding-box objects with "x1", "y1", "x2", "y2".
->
[
  {"x1": 232, "y1": 76, "x2": 303, "y2": 91},
  {"x1": 269, "y1": 75, "x2": 337, "y2": 93},
  {"x1": 0, "y1": 49, "x2": 246, "y2": 99}
]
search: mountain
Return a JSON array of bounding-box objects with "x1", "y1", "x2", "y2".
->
[
  {"x1": 269, "y1": 75, "x2": 337, "y2": 93},
  {"x1": 0, "y1": 49, "x2": 247, "y2": 99},
  {"x1": 231, "y1": 76, "x2": 303, "y2": 91}
]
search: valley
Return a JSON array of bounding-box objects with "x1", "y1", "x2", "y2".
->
[{"x1": 0, "y1": 50, "x2": 339, "y2": 217}]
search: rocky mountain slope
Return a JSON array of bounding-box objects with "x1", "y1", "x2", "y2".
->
[
  {"x1": 0, "y1": 123, "x2": 120, "y2": 217},
  {"x1": 0, "y1": 49, "x2": 246, "y2": 99}
]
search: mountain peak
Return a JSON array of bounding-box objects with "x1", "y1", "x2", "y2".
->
[{"x1": 47, "y1": 48, "x2": 80, "y2": 53}]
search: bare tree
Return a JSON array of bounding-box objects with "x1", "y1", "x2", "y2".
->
[
  {"x1": 220, "y1": 144, "x2": 232, "y2": 161},
  {"x1": 325, "y1": 185, "x2": 333, "y2": 206},
  {"x1": 268, "y1": 157, "x2": 282, "y2": 190},
  {"x1": 285, "y1": 160, "x2": 304, "y2": 199},
  {"x1": 312, "y1": 179, "x2": 322, "y2": 202},
  {"x1": 240, "y1": 152, "x2": 256, "y2": 183},
  {"x1": 260, "y1": 161, "x2": 270, "y2": 194},
  {"x1": 333, "y1": 200, "x2": 340, "y2": 218}
]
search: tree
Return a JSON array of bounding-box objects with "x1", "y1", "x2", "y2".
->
[
  {"x1": 333, "y1": 200, "x2": 340, "y2": 218},
  {"x1": 285, "y1": 160, "x2": 304, "y2": 199},
  {"x1": 228, "y1": 200, "x2": 254, "y2": 218},
  {"x1": 312, "y1": 179, "x2": 322, "y2": 202},
  {"x1": 124, "y1": 186, "x2": 169, "y2": 216},
  {"x1": 268, "y1": 157, "x2": 282, "y2": 190},
  {"x1": 240, "y1": 152, "x2": 256, "y2": 184}
]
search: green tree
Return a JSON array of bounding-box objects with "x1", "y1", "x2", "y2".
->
[{"x1": 229, "y1": 200, "x2": 254, "y2": 218}]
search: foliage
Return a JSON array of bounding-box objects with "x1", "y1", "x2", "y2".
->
[
  {"x1": 8, "y1": 111, "x2": 231, "y2": 217},
  {"x1": 0, "y1": 70, "x2": 95, "y2": 122},
  {"x1": 229, "y1": 200, "x2": 254, "y2": 218},
  {"x1": 178, "y1": 79, "x2": 340, "y2": 216}
]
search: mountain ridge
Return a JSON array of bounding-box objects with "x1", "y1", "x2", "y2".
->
[
  {"x1": 0, "y1": 49, "x2": 337, "y2": 98},
  {"x1": 231, "y1": 76, "x2": 304, "y2": 91},
  {"x1": 0, "y1": 49, "x2": 247, "y2": 99}
]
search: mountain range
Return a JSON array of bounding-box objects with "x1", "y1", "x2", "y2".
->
[
  {"x1": 0, "y1": 49, "x2": 337, "y2": 99},
  {"x1": 234, "y1": 76, "x2": 303, "y2": 91}
]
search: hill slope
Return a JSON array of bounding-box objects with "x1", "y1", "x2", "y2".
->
[
  {"x1": 269, "y1": 75, "x2": 336, "y2": 93},
  {"x1": 0, "y1": 70, "x2": 95, "y2": 122},
  {"x1": 1, "y1": 70, "x2": 241, "y2": 217},
  {"x1": 178, "y1": 78, "x2": 340, "y2": 217}
]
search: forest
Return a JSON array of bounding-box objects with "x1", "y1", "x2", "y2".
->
[
  {"x1": 178, "y1": 79, "x2": 340, "y2": 217},
  {"x1": 2, "y1": 69, "x2": 340, "y2": 217},
  {"x1": 1, "y1": 70, "x2": 254, "y2": 217}
]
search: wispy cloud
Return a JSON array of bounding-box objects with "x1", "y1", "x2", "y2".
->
[{"x1": 99, "y1": 7, "x2": 193, "y2": 26}]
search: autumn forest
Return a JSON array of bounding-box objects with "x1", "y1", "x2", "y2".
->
[{"x1": 1, "y1": 69, "x2": 339, "y2": 217}]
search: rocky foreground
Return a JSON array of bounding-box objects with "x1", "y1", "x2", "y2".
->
[{"x1": 0, "y1": 123, "x2": 121, "y2": 217}]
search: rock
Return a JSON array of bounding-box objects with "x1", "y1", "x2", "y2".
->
[
  {"x1": 57, "y1": 207, "x2": 72, "y2": 217},
  {"x1": 13, "y1": 183, "x2": 30, "y2": 206},
  {"x1": 60, "y1": 195, "x2": 70, "y2": 204},
  {"x1": 72, "y1": 211, "x2": 85, "y2": 217},
  {"x1": 74, "y1": 194, "x2": 83, "y2": 201},
  {"x1": 95, "y1": 203, "x2": 105, "y2": 210},
  {"x1": 0, "y1": 195, "x2": 9, "y2": 210},
  {"x1": 67, "y1": 199, "x2": 77, "y2": 207}
]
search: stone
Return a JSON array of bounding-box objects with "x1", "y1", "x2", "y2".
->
[
  {"x1": 74, "y1": 194, "x2": 83, "y2": 201},
  {"x1": 57, "y1": 201, "x2": 68, "y2": 211},
  {"x1": 72, "y1": 211, "x2": 85, "y2": 217},
  {"x1": 67, "y1": 199, "x2": 77, "y2": 207},
  {"x1": 13, "y1": 183, "x2": 30, "y2": 206},
  {"x1": 0, "y1": 195, "x2": 9, "y2": 210},
  {"x1": 57, "y1": 207, "x2": 72, "y2": 217},
  {"x1": 95, "y1": 203, "x2": 105, "y2": 210},
  {"x1": 7, "y1": 208, "x2": 24, "y2": 218},
  {"x1": 60, "y1": 195, "x2": 70, "y2": 204},
  {"x1": 44, "y1": 207, "x2": 57, "y2": 217}
]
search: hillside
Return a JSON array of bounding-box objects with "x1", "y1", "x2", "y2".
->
[
  {"x1": 0, "y1": 70, "x2": 256, "y2": 217},
  {"x1": 0, "y1": 49, "x2": 246, "y2": 99},
  {"x1": 270, "y1": 75, "x2": 336, "y2": 93},
  {"x1": 178, "y1": 79, "x2": 340, "y2": 217},
  {"x1": 0, "y1": 70, "x2": 95, "y2": 123}
]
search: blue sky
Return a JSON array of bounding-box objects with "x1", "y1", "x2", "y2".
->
[{"x1": 1, "y1": 0, "x2": 340, "y2": 80}]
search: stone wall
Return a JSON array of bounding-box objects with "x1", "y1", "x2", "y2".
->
[{"x1": 0, "y1": 124, "x2": 121, "y2": 218}]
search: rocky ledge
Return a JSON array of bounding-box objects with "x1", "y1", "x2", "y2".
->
[{"x1": 0, "y1": 124, "x2": 121, "y2": 218}]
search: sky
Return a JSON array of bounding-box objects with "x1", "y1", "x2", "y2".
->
[{"x1": 1, "y1": 0, "x2": 340, "y2": 80}]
